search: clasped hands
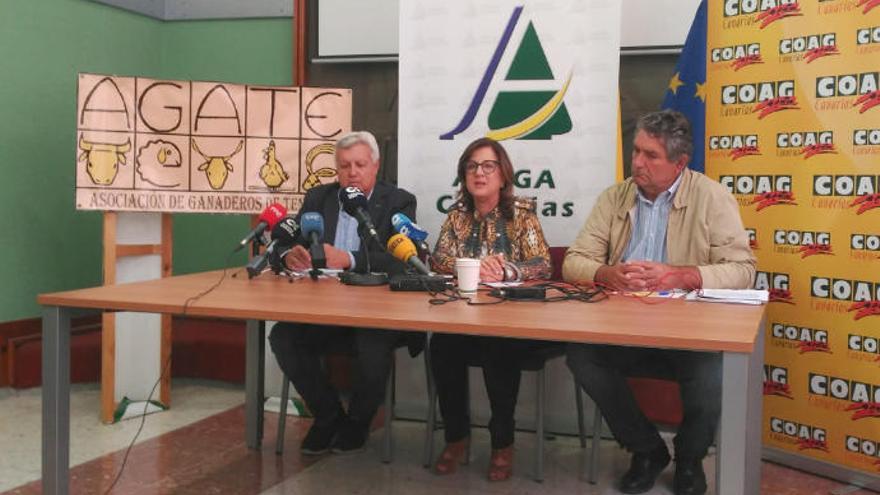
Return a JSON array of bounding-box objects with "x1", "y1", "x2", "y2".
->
[{"x1": 596, "y1": 261, "x2": 699, "y2": 292}]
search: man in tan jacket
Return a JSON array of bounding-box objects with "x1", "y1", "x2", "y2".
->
[{"x1": 564, "y1": 110, "x2": 755, "y2": 495}]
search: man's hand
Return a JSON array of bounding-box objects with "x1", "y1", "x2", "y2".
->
[
  {"x1": 595, "y1": 263, "x2": 649, "y2": 291},
  {"x1": 284, "y1": 245, "x2": 311, "y2": 271},
  {"x1": 323, "y1": 244, "x2": 352, "y2": 270},
  {"x1": 600, "y1": 261, "x2": 702, "y2": 291},
  {"x1": 623, "y1": 261, "x2": 677, "y2": 291},
  {"x1": 480, "y1": 254, "x2": 505, "y2": 282}
]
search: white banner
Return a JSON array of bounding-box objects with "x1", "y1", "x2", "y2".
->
[
  {"x1": 75, "y1": 74, "x2": 351, "y2": 214},
  {"x1": 398, "y1": 2, "x2": 622, "y2": 246}
]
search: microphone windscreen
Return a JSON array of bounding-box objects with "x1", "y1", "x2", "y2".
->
[
  {"x1": 259, "y1": 203, "x2": 288, "y2": 228},
  {"x1": 391, "y1": 212, "x2": 428, "y2": 242},
  {"x1": 406, "y1": 228, "x2": 428, "y2": 242},
  {"x1": 387, "y1": 233, "x2": 418, "y2": 261},
  {"x1": 405, "y1": 224, "x2": 428, "y2": 242},
  {"x1": 271, "y1": 216, "x2": 300, "y2": 245},
  {"x1": 338, "y1": 186, "x2": 369, "y2": 216},
  {"x1": 301, "y1": 212, "x2": 325, "y2": 238},
  {"x1": 391, "y1": 212, "x2": 408, "y2": 232}
]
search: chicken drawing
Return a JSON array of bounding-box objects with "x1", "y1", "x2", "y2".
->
[{"x1": 259, "y1": 140, "x2": 289, "y2": 190}]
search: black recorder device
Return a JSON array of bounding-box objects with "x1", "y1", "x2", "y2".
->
[
  {"x1": 389, "y1": 274, "x2": 451, "y2": 292},
  {"x1": 490, "y1": 286, "x2": 547, "y2": 300}
]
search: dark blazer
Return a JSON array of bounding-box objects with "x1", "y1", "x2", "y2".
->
[
  {"x1": 295, "y1": 180, "x2": 422, "y2": 356},
  {"x1": 295, "y1": 180, "x2": 417, "y2": 275}
]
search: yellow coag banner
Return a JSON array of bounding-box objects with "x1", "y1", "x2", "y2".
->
[
  {"x1": 75, "y1": 73, "x2": 352, "y2": 214},
  {"x1": 706, "y1": 1, "x2": 880, "y2": 479}
]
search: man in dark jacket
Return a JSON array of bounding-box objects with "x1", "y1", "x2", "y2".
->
[{"x1": 269, "y1": 131, "x2": 419, "y2": 455}]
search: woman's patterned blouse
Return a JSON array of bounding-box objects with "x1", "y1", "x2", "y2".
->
[{"x1": 431, "y1": 197, "x2": 551, "y2": 281}]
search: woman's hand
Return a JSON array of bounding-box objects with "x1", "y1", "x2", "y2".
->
[{"x1": 480, "y1": 254, "x2": 506, "y2": 282}]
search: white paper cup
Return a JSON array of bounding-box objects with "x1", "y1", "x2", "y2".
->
[{"x1": 455, "y1": 258, "x2": 481, "y2": 292}]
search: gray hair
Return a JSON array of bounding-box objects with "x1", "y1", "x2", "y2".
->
[
  {"x1": 635, "y1": 110, "x2": 693, "y2": 163},
  {"x1": 335, "y1": 131, "x2": 380, "y2": 162}
]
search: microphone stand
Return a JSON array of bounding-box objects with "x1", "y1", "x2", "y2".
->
[
  {"x1": 307, "y1": 240, "x2": 326, "y2": 282},
  {"x1": 417, "y1": 246, "x2": 433, "y2": 273},
  {"x1": 245, "y1": 236, "x2": 268, "y2": 279},
  {"x1": 339, "y1": 227, "x2": 388, "y2": 286}
]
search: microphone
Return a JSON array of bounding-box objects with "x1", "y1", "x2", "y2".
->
[
  {"x1": 336, "y1": 186, "x2": 388, "y2": 286},
  {"x1": 271, "y1": 216, "x2": 300, "y2": 247},
  {"x1": 238, "y1": 203, "x2": 288, "y2": 251},
  {"x1": 248, "y1": 216, "x2": 299, "y2": 278},
  {"x1": 391, "y1": 212, "x2": 431, "y2": 254},
  {"x1": 387, "y1": 234, "x2": 430, "y2": 275},
  {"x1": 338, "y1": 186, "x2": 381, "y2": 246},
  {"x1": 300, "y1": 212, "x2": 327, "y2": 271}
]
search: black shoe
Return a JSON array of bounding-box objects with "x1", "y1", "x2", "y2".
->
[
  {"x1": 619, "y1": 444, "x2": 671, "y2": 494},
  {"x1": 300, "y1": 416, "x2": 344, "y2": 456},
  {"x1": 673, "y1": 458, "x2": 707, "y2": 495},
  {"x1": 330, "y1": 418, "x2": 369, "y2": 454}
]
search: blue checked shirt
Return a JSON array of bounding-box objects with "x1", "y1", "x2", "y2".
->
[{"x1": 622, "y1": 173, "x2": 684, "y2": 264}]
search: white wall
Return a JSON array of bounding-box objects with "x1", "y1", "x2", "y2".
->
[{"x1": 314, "y1": 0, "x2": 702, "y2": 61}]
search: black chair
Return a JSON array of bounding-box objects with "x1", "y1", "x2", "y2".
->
[{"x1": 422, "y1": 334, "x2": 588, "y2": 482}]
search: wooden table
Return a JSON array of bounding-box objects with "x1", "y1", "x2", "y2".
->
[{"x1": 38, "y1": 269, "x2": 766, "y2": 495}]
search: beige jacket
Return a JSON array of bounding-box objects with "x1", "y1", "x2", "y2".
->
[{"x1": 562, "y1": 168, "x2": 756, "y2": 289}]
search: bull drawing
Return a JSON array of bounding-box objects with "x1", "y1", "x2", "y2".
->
[
  {"x1": 302, "y1": 142, "x2": 337, "y2": 191},
  {"x1": 192, "y1": 139, "x2": 243, "y2": 190},
  {"x1": 78, "y1": 134, "x2": 131, "y2": 185},
  {"x1": 259, "y1": 140, "x2": 289, "y2": 190},
  {"x1": 136, "y1": 140, "x2": 182, "y2": 188}
]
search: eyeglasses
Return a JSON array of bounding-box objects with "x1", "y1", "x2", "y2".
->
[{"x1": 465, "y1": 160, "x2": 500, "y2": 175}]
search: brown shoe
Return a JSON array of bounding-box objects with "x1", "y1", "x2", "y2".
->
[
  {"x1": 488, "y1": 446, "x2": 514, "y2": 482},
  {"x1": 434, "y1": 438, "x2": 469, "y2": 475}
]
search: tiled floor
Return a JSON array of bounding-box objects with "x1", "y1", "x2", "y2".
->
[
  {"x1": 0, "y1": 380, "x2": 244, "y2": 493},
  {"x1": 0, "y1": 380, "x2": 875, "y2": 494}
]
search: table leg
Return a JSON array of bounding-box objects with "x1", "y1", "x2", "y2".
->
[
  {"x1": 422, "y1": 332, "x2": 436, "y2": 468},
  {"x1": 717, "y1": 316, "x2": 765, "y2": 495},
  {"x1": 42, "y1": 306, "x2": 71, "y2": 495},
  {"x1": 245, "y1": 319, "x2": 265, "y2": 449}
]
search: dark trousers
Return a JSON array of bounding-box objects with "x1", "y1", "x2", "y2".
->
[
  {"x1": 566, "y1": 344, "x2": 722, "y2": 461},
  {"x1": 431, "y1": 334, "x2": 551, "y2": 449},
  {"x1": 269, "y1": 322, "x2": 403, "y2": 427}
]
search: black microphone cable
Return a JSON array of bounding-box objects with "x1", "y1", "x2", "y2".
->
[
  {"x1": 425, "y1": 280, "x2": 474, "y2": 306},
  {"x1": 539, "y1": 281, "x2": 609, "y2": 303},
  {"x1": 425, "y1": 281, "x2": 608, "y2": 306},
  {"x1": 103, "y1": 249, "x2": 239, "y2": 494}
]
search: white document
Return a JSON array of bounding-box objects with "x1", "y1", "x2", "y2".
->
[
  {"x1": 483, "y1": 281, "x2": 524, "y2": 288},
  {"x1": 685, "y1": 289, "x2": 769, "y2": 305}
]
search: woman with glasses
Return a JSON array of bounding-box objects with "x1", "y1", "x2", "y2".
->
[{"x1": 429, "y1": 137, "x2": 551, "y2": 481}]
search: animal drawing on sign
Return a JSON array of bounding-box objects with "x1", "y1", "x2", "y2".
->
[
  {"x1": 136, "y1": 140, "x2": 182, "y2": 188},
  {"x1": 259, "y1": 140, "x2": 289, "y2": 190},
  {"x1": 78, "y1": 134, "x2": 131, "y2": 185},
  {"x1": 192, "y1": 139, "x2": 243, "y2": 190},
  {"x1": 302, "y1": 143, "x2": 337, "y2": 191}
]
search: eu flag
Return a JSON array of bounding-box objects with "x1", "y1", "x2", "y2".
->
[{"x1": 662, "y1": 0, "x2": 707, "y2": 172}]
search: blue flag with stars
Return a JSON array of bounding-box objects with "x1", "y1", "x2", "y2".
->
[{"x1": 662, "y1": 0, "x2": 707, "y2": 172}]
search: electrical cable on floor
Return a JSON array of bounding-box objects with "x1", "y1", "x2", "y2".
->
[{"x1": 103, "y1": 251, "x2": 238, "y2": 494}]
